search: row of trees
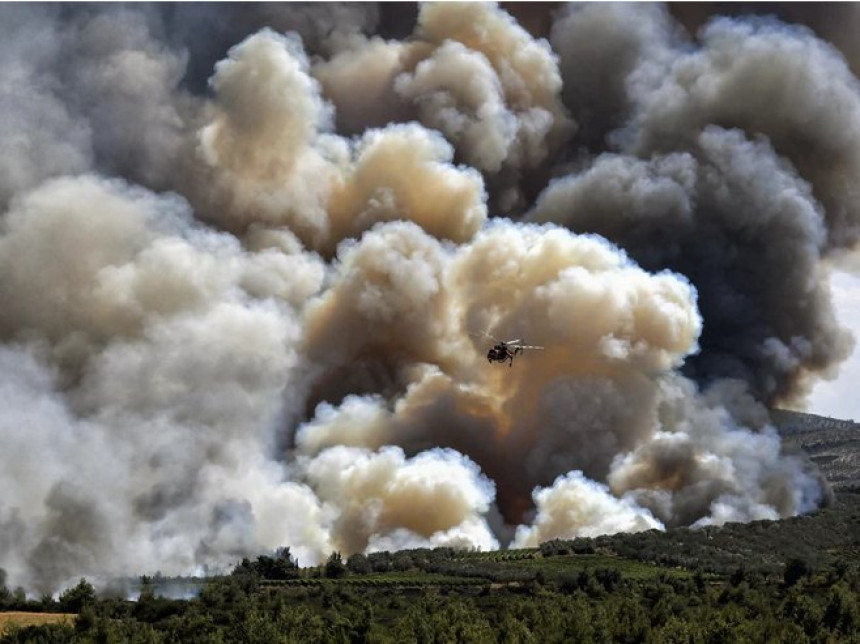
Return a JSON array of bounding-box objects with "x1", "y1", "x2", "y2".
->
[
  {"x1": 3, "y1": 558, "x2": 858, "y2": 643},
  {"x1": 538, "y1": 492, "x2": 860, "y2": 577},
  {"x1": 0, "y1": 571, "x2": 95, "y2": 614},
  {"x1": 3, "y1": 493, "x2": 858, "y2": 641}
]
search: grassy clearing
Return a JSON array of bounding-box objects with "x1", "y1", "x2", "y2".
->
[
  {"x1": 490, "y1": 553, "x2": 693, "y2": 580},
  {"x1": 0, "y1": 612, "x2": 75, "y2": 633},
  {"x1": 260, "y1": 551, "x2": 689, "y2": 591}
]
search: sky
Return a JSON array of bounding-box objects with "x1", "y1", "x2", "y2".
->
[
  {"x1": 0, "y1": 1, "x2": 859, "y2": 593},
  {"x1": 809, "y1": 270, "x2": 860, "y2": 421}
]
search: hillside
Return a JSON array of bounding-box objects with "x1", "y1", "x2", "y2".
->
[
  {"x1": 771, "y1": 409, "x2": 860, "y2": 489},
  {"x1": 4, "y1": 493, "x2": 858, "y2": 642}
]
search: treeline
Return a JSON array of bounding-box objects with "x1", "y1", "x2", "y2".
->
[
  {"x1": 542, "y1": 492, "x2": 860, "y2": 577},
  {"x1": 0, "y1": 573, "x2": 95, "y2": 615},
  {"x1": 3, "y1": 493, "x2": 859, "y2": 642},
  {"x1": 3, "y1": 558, "x2": 858, "y2": 643}
]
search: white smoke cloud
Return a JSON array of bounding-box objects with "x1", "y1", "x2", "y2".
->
[
  {"x1": 395, "y1": 40, "x2": 527, "y2": 174},
  {"x1": 0, "y1": 174, "x2": 328, "y2": 591},
  {"x1": 607, "y1": 376, "x2": 827, "y2": 528},
  {"x1": 313, "y1": 1, "x2": 575, "y2": 215},
  {"x1": 196, "y1": 29, "x2": 486, "y2": 256},
  {"x1": 513, "y1": 471, "x2": 664, "y2": 548},
  {"x1": 302, "y1": 446, "x2": 498, "y2": 555},
  {"x1": 313, "y1": 35, "x2": 418, "y2": 134}
]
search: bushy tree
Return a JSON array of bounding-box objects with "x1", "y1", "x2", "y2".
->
[
  {"x1": 58, "y1": 578, "x2": 96, "y2": 613},
  {"x1": 823, "y1": 583, "x2": 858, "y2": 635},
  {"x1": 258, "y1": 547, "x2": 299, "y2": 580},
  {"x1": 783, "y1": 558, "x2": 811, "y2": 587},
  {"x1": 324, "y1": 552, "x2": 346, "y2": 579},
  {"x1": 231, "y1": 547, "x2": 299, "y2": 581},
  {"x1": 0, "y1": 568, "x2": 11, "y2": 610},
  {"x1": 346, "y1": 553, "x2": 372, "y2": 575}
]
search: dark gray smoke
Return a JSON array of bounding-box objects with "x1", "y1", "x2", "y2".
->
[
  {"x1": 0, "y1": 2, "x2": 852, "y2": 593},
  {"x1": 532, "y1": 5, "x2": 857, "y2": 405}
]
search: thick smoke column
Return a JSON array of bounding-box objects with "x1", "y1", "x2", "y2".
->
[
  {"x1": 0, "y1": 2, "x2": 851, "y2": 593},
  {"x1": 534, "y1": 5, "x2": 857, "y2": 405}
]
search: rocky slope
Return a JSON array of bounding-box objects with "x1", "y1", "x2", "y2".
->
[{"x1": 772, "y1": 409, "x2": 860, "y2": 489}]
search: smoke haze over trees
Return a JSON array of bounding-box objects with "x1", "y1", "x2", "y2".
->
[{"x1": 0, "y1": 1, "x2": 858, "y2": 593}]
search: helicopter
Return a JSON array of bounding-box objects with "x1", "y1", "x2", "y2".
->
[{"x1": 473, "y1": 332, "x2": 544, "y2": 367}]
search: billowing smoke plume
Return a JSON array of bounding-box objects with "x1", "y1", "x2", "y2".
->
[
  {"x1": 0, "y1": 2, "x2": 852, "y2": 593},
  {"x1": 534, "y1": 6, "x2": 858, "y2": 405},
  {"x1": 315, "y1": 1, "x2": 574, "y2": 213}
]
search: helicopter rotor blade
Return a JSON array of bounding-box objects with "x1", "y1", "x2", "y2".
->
[{"x1": 469, "y1": 329, "x2": 500, "y2": 343}]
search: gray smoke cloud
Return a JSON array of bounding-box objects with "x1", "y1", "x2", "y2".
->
[
  {"x1": 534, "y1": 6, "x2": 858, "y2": 405},
  {"x1": 549, "y1": 2, "x2": 681, "y2": 152},
  {"x1": 0, "y1": 2, "x2": 851, "y2": 593}
]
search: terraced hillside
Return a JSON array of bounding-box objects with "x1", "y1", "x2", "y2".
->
[{"x1": 771, "y1": 409, "x2": 860, "y2": 489}]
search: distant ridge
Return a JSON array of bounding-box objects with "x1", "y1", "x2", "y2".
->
[{"x1": 770, "y1": 409, "x2": 860, "y2": 489}]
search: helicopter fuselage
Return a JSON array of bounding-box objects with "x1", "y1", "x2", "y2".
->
[{"x1": 487, "y1": 343, "x2": 521, "y2": 366}]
